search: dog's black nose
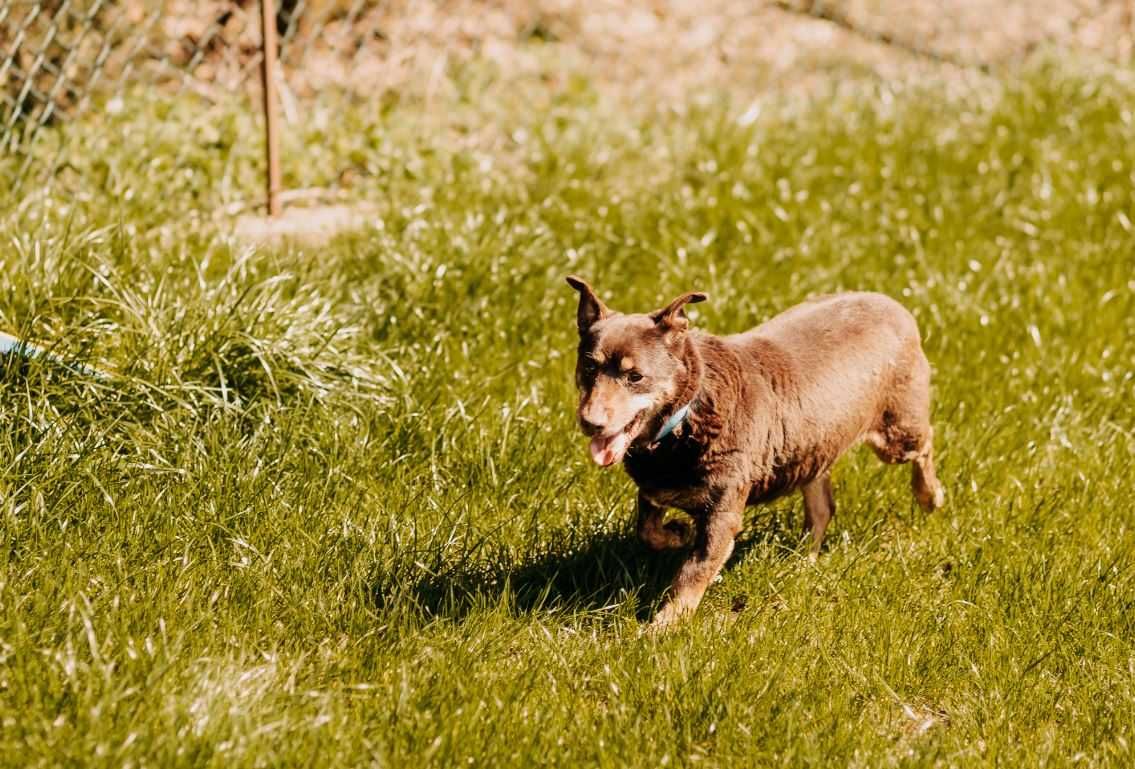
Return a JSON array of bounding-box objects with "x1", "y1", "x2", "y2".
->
[{"x1": 579, "y1": 416, "x2": 605, "y2": 435}]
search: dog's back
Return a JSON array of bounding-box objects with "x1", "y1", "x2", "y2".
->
[
  {"x1": 719, "y1": 291, "x2": 939, "y2": 507},
  {"x1": 736, "y1": 291, "x2": 918, "y2": 355}
]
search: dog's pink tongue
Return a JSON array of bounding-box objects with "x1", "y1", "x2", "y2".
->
[{"x1": 589, "y1": 432, "x2": 630, "y2": 466}]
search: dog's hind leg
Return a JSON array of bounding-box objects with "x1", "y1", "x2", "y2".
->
[
  {"x1": 867, "y1": 352, "x2": 945, "y2": 511},
  {"x1": 801, "y1": 473, "x2": 835, "y2": 557},
  {"x1": 910, "y1": 433, "x2": 944, "y2": 511}
]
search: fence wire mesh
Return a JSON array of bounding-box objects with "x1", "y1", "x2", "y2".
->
[
  {"x1": 2, "y1": 1, "x2": 1134, "y2": 199},
  {"x1": 1, "y1": 0, "x2": 385, "y2": 185}
]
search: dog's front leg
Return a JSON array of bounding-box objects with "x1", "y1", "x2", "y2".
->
[
  {"x1": 651, "y1": 488, "x2": 744, "y2": 628},
  {"x1": 637, "y1": 493, "x2": 690, "y2": 551}
]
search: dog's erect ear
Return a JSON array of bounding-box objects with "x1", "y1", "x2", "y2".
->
[
  {"x1": 651, "y1": 290, "x2": 708, "y2": 333},
  {"x1": 566, "y1": 275, "x2": 609, "y2": 333}
]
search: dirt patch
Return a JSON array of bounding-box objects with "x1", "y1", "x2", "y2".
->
[
  {"x1": 123, "y1": 1, "x2": 1135, "y2": 103},
  {"x1": 233, "y1": 203, "x2": 376, "y2": 244},
  {"x1": 279, "y1": 1, "x2": 1135, "y2": 102}
]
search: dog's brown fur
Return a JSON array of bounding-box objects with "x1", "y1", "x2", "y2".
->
[{"x1": 566, "y1": 276, "x2": 944, "y2": 627}]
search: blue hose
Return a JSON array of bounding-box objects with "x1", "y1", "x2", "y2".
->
[{"x1": 0, "y1": 331, "x2": 111, "y2": 380}]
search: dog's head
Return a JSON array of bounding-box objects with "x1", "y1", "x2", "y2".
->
[{"x1": 566, "y1": 275, "x2": 707, "y2": 466}]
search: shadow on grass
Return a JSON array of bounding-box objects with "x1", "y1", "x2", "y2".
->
[
  {"x1": 731, "y1": 506, "x2": 803, "y2": 565},
  {"x1": 376, "y1": 506, "x2": 804, "y2": 622},
  {"x1": 375, "y1": 530, "x2": 678, "y2": 621}
]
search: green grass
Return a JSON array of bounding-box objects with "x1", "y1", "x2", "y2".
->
[{"x1": 2, "y1": 60, "x2": 1134, "y2": 767}]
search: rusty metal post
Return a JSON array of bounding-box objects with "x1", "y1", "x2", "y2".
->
[{"x1": 259, "y1": 0, "x2": 282, "y2": 216}]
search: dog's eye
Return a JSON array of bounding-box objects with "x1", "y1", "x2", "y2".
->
[
  {"x1": 627, "y1": 371, "x2": 644, "y2": 383},
  {"x1": 582, "y1": 361, "x2": 598, "y2": 376}
]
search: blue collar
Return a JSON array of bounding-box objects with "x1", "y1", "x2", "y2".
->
[{"x1": 654, "y1": 402, "x2": 692, "y2": 442}]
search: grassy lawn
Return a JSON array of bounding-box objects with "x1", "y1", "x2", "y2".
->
[{"x1": 2, "y1": 61, "x2": 1134, "y2": 767}]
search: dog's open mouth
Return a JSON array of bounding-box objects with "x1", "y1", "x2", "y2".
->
[{"x1": 588, "y1": 414, "x2": 644, "y2": 467}]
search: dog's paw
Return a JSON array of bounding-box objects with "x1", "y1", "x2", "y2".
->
[
  {"x1": 646, "y1": 612, "x2": 678, "y2": 634},
  {"x1": 661, "y1": 519, "x2": 692, "y2": 546},
  {"x1": 639, "y1": 519, "x2": 692, "y2": 551},
  {"x1": 647, "y1": 601, "x2": 693, "y2": 632},
  {"x1": 916, "y1": 483, "x2": 945, "y2": 512},
  {"x1": 932, "y1": 485, "x2": 945, "y2": 509}
]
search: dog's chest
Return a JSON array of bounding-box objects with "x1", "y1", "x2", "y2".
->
[{"x1": 624, "y1": 441, "x2": 715, "y2": 511}]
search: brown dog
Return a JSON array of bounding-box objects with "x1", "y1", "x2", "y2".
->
[{"x1": 566, "y1": 276, "x2": 944, "y2": 627}]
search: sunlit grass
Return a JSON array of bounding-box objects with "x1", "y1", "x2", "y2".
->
[{"x1": 1, "y1": 61, "x2": 1134, "y2": 767}]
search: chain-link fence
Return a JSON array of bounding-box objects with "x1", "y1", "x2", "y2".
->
[
  {"x1": 3, "y1": 1, "x2": 1134, "y2": 209},
  {"x1": 2, "y1": 0, "x2": 386, "y2": 199},
  {"x1": 1, "y1": 0, "x2": 385, "y2": 127}
]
